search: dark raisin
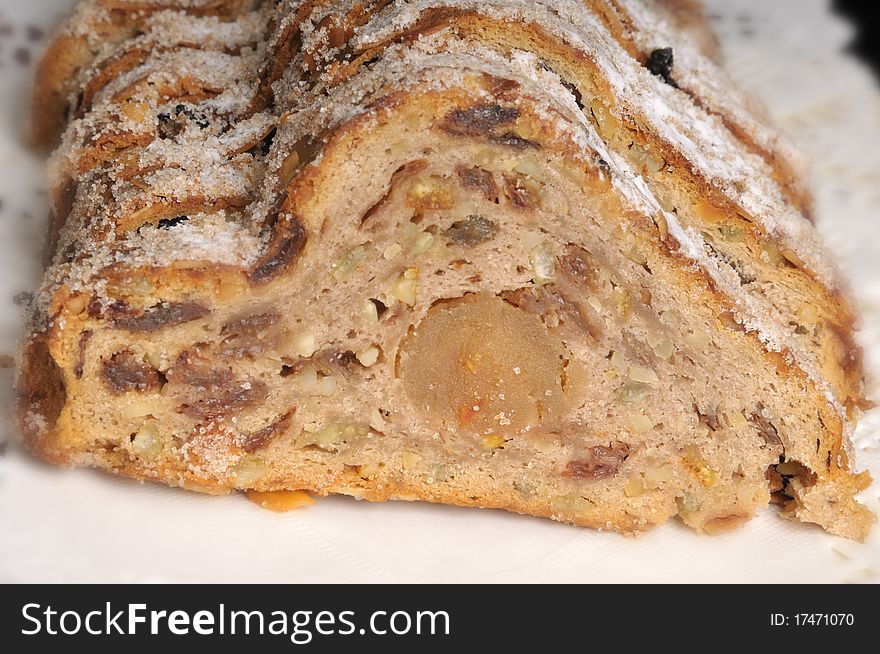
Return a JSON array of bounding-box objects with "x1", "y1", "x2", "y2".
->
[
  {"x1": 562, "y1": 79, "x2": 584, "y2": 110},
  {"x1": 445, "y1": 215, "x2": 498, "y2": 247},
  {"x1": 563, "y1": 443, "x2": 631, "y2": 480},
  {"x1": 249, "y1": 216, "x2": 307, "y2": 284},
  {"x1": 157, "y1": 215, "x2": 189, "y2": 229},
  {"x1": 221, "y1": 311, "x2": 280, "y2": 337},
  {"x1": 111, "y1": 301, "x2": 210, "y2": 332},
  {"x1": 102, "y1": 350, "x2": 163, "y2": 394},
  {"x1": 241, "y1": 412, "x2": 293, "y2": 453},
  {"x1": 559, "y1": 245, "x2": 599, "y2": 291},
  {"x1": 246, "y1": 127, "x2": 277, "y2": 157},
  {"x1": 456, "y1": 166, "x2": 498, "y2": 202},
  {"x1": 693, "y1": 403, "x2": 720, "y2": 431},
  {"x1": 74, "y1": 330, "x2": 93, "y2": 379},
  {"x1": 178, "y1": 381, "x2": 268, "y2": 419},
  {"x1": 647, "y1": 47, "x2": 679, "y2": 88},
  {"x1": 503, "y1": 174, "x2": 539, "y2": 210},
  {"x1": 175, "y1": 104, "x2": 210, "y2": 129},
  {"x1": 440, "y1": 105, "x2": 520, "y2": 137},
  {"x1": 749, "y1": 403, "x2": 783, "y2": 450},
  {"x1": 490, "y1": 133, "x2": 539, "y2": 149}
]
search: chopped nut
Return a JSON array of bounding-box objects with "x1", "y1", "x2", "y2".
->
[
  {"x1": 513, "y1": 480, "x2": 537, "y2": 498},
  {"x1": 481, "y1": 434, "x2": 506, "y2": 449},
  {"x1": 383, "y1": 243, "x2": 402, "y2": 260},
  {"x1": 356, "y1": 345, "x2": 381, "y2": 367},
  {"x1": 795, "y1": 302, "x2": 819, "y2": 326},
  {"x1": 362, "y1": 300, "x2": 379, "y2": 324},
  {"x1": 627, "y1": 413, "x2": 653, "y2": 432},
  {"x1": 357, "y1": 463, "x2": 381, "y2": 480},
  {"x1": 293, "y1": 364, "x2": 318, "y2": 393},
  {"x1": 550, "y1": 493, "x2": 592, "y2": 515},
  {"x1": 529, "y1": 240, "x2": 556, "y2": 284},
  {"x1": 305, "y1": 423, "x2": 368, "y2": 451},
  {"x1": 629, "y1": 142, "x2": 665, "y2": 174},
  {"x1": 231, "y1": 456, "x2": 268, "y2": 487},
  {"x1": 611, "y1": 350, "x2": 627, "y2": 372},
  {"x1": 318, "y1": 375, "x2": 338, "y2": 397},
  {"x1": 643, "y1": 464, "x2": 674, "y2": 485},
  {"x1": 368, "y1": 407, "x2": 386, "y2": 432},
  {"x1": 648, "y1": 334, "x2": 674, "y2": 359},
  {"x1": 410, "y1": 232, "x2": 435, "y2": 255},
  {"x1": 131, "y1": 423, "x2": 163, "y2": 460},
  {"x1": 246, "y1": 489, "x2": 314, "y2": 512},
  {"x1": 400, "y1": 450, "x2": 423, "y2": 469},
  {"x1": 684, "y1": 329, "x2": 711, "y2": 348},
  {"x1": 723, "y1": 410, "x2": 749, "y2": 431},
  {"x1": 612, "y1": 287, "x2": 630, "y2": 319},
  {"x1": 780, "y1": 248, "x2": 804, "y2": 268},
  {"x1": 718, "y1": 223, "x2": 745, "y2": 242},
  {"x1": 624, "y1": 475, "x2": 646, "y2": 498},
  {"x1": 331, "y1": 244, "x2": 369, "y2": 281},
  {"x1": 676, "y1": 494, "x2": 702, "y2": 515},
  {"x1": 290, "y1": 332, "x2": 317, "y2": 358},
  {"x1": 616, "y1": 381, "x2": 649, "y2": 403},
  {"x1": 121, "y1": 399, "x2": 157, "y2": 419},
  {"x1": 629, "y1": 366, "x2": 659, "y2": 384},
  {"x1": 682, "y1": 446, "x2": 721, "y2": 488},
  {"x1": 391, "y1": 271, "x2": 418, "y2": 306}
]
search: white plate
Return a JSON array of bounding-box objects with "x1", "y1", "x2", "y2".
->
[{"x1": 1, "y1": 0, "x2": 878, "y2": 583}]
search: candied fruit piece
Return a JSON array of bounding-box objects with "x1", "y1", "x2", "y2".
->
[{"x1": 398, "y1": 294, "x2": 577, "y2": 434}]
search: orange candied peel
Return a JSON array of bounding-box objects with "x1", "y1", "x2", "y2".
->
[{"x1": 246, "y1": 489, "x2": 315, "y2": 512}]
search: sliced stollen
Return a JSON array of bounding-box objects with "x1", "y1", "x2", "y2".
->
[{"x1": 18, "y1": 0, "x2": 875, "y2": 539}]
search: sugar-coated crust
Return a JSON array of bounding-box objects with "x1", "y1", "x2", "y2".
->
[{"x1": 19, "y1": 0, "x2": 874, "y2": 540}]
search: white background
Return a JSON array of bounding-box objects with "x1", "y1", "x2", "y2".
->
[{"x1": 1, "y1": 0, "x2": 878, "y2": 582}]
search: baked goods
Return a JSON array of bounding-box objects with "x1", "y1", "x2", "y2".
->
[{"x1": 18, "y1": 0, "x2": 875, "y2": 540}]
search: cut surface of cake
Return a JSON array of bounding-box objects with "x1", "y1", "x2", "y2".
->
[{"x1": 18, "y1": 0, "x2": 875, "y2": 540}]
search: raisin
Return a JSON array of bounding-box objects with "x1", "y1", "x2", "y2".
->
[
  {"x1": 445, "y1": 215, "x2": 498, "y2": 247},
  {"x1": 563, "y1": 443, "x2": 631, "y2": 480},
  {"x1": 157, "y1": 215, "x2": 189, "y2": 229},
  {"x1": 221, "y1": 311, "x2": 281, "y2": 337},
  {"x1": 249, "y1": 215, "x2": 307, "y2": 284},
  {"x1": 456, "y1": 166, "x2": 498, "y2": 202},
  {"x1": 157, "y1": 112, "x2": 182, "y2": 140},
  {"x1": 490, "y1": 133, "x2": 538, "y2": 149},
  {"x1": 246, "y1": 127, "x2": 277, "y2": 157},
  {"x1": 74, "y1": 330, "x2": 93, "y2": 379},
  {"x1": 561, "y1": 79, "x2": 584, "y2": 110},
  {"x1": 693, "y1": 403, "x2": 720, "y2": 431},
  {"x1": 102, "y1": 350, "x2": 163, "y2": 394},
  {"x1": 503, "y1": 174, "x2": 539, "y2": 210},
  {"x1": 179, "y1": 381, "x2": 268, "y2": 419},
  {"x1": 112, "y1": 301, "x2": 210, "y2": 332},
  {"x1": 647, "y1": 47, "x2": 679, "y2": 88},
  {"x1": 440, "y1": 104, "x2": 519, "y2": 137},
  {"x1": 558, "y1": 245, "x2": 600, "y2": 291},
  {"x1": 241, "y1": 411, "x2": 293, "y2": 453},
  {"x1": 167, "y1": 349, "x2": 268, "y2": 419},
  {"x1": 749, "y1": 403, "x2": 783, "y2": 449},
  {"x1": 175, "y1": 104, "x2": 210, "y2": 129}
]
